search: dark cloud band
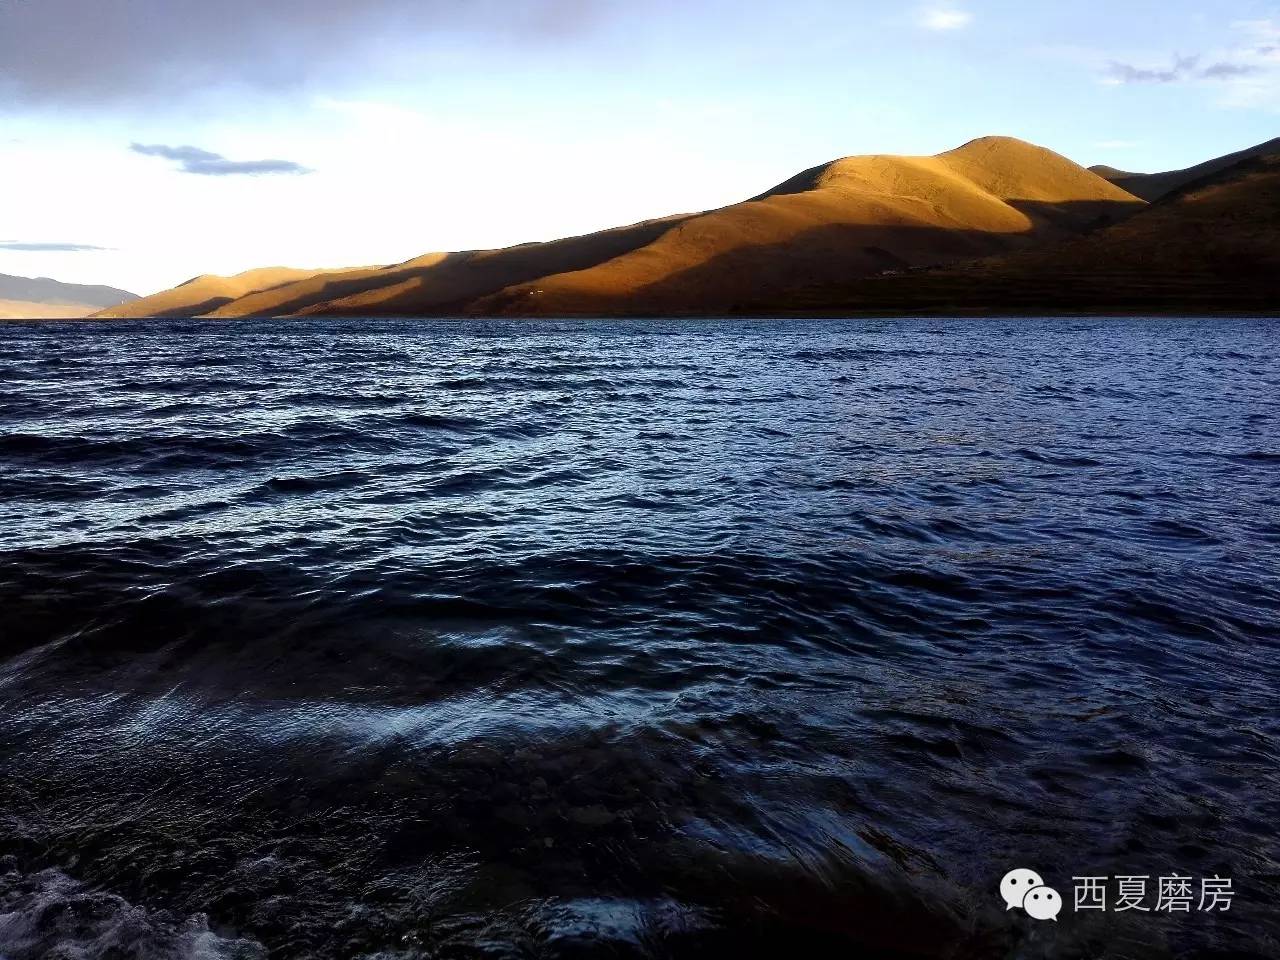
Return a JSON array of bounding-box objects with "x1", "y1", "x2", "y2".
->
[
  {"x1": 130, "y1": 142, "x2": 312, "y2": 176},
  {"x1": 0, "y1": 0, "x2": 608, "y2": 104}
]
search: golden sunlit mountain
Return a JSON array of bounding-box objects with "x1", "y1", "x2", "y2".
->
[
  {"x1": 211, "y1": 216, "x2": 694, "y2": 319},
  {"x1": 96, "y1": 267, "x2": 350, "y2": 320},
  {"x1": 96, "y1": 136, "x2": 1144, "y2": 320},
  {"x1": 470, "y1": 136, "x2": 1142, "y2": 317},
  {"x1": 774, "y1": 150, "x2": 1280, "y2": 315}
]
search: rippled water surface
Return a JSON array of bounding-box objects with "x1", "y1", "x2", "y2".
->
[{"x1": 1, "y1": 317, "x2": 1278, "y2": 959}]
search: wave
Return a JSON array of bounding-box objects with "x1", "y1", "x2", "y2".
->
[{"x1": 0, "y1": 865, "x2": 265, "y2": 960}]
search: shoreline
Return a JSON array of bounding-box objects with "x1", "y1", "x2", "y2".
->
[{"x1": 5, "y1": 309, "x2": 1280, "y2": 324}]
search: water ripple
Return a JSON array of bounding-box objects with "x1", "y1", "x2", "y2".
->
[{"x1": 0, "y1": 317, "x2": 1277, "y2": 959}]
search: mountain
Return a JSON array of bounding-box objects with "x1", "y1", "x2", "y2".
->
[
  {"x1": 772, "y1": 151, "x2": 1280, "y2": 315},
  {"x1": 94, "y1": 136, "x2": 1143, "y2": 319},
  {"x1": 205, "y1": 215, "x2": 694, "y2": 319},
  {"x1": 0, "y1": 273, "x2": 137, "y2": 319},
  {"x1": 95, "y1": 267, "x2": 352, "y2": 319},
  {"x1": 470, "y1": 137, "x2": 1142, "y2": 317},
  {"x1": 1090, "y1": 136, "x2": 1280, "y2": 201}
]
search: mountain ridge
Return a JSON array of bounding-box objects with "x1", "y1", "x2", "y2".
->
[
  {"x1": 770, "y1": 149, "x2": 1280, "y2": 315},
  {"x1": 466, "y1": 136, "x2": 1140, "y2": 317},
  {"x1": 95, "y1": 266, "x2": 357, "y2": 320},
  {"x1": 0, "y1": 273, "x2": 137, "y2": 320},
  {"x1": 1090, "y1": 136, "x2": 1280, "y2": 201},
  {"x1": 99, "y1": 135, "x2": 1144, "y2": 320}
]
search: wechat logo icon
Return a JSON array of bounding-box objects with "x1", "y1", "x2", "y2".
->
[{"x1": 1001, "y1": 868, "x2": 1062, "y2": 921}]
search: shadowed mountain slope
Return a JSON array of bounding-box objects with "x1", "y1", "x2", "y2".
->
[
  {"x1": 771, "y1": 152, "x2": 1280, "y2": 315},
  {"x1": 1090, "y1": 136, "x2": 1280, "y2": 201}
]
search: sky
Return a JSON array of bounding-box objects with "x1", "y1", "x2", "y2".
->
[{"x1": 1, "y1": 0, "x2": 1278, "y2": 295}]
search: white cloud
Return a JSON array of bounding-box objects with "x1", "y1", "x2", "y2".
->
[{"x1": 917, "y1": 4, "x2": 972, "y2": 31}]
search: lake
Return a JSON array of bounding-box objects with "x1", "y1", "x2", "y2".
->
[{"x1": 0, "y1": 317, "x2": 1277, "y2": 959}]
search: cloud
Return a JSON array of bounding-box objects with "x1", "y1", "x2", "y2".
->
[
  {"x1": 0, "y1": 0, "x2": 612, "y2": 105},
  {"x1": 0, "y1": 241, "x2": 110, "y2": 252},
  {"x1": 1201, "y1": 61, "x2": 1263, "y2": 79},
  {"x1": 130, "y1": 143, "x2": 312, "y2": 176},
  {"x1": 1105, "y1": 54, "x2": 1200, "y2": 84},
  {"x1": 1105, "y1": 53, "x2": 1265, "y2": 85},
  {"x1": 1100, "y1": 20, "x2": 1280, "y2": 106},
  {"x1": 917, "y1": 4, "x2": 972, "y2": 31},
  {"x1": 1210, "y1": 18, "x2": 1280, "y2": 106}
]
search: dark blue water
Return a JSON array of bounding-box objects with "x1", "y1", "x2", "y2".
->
[{"x1": 0, "y1": 317, "x2": 1277, "y2": 960}]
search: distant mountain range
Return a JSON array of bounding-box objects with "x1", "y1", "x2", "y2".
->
[
  {"x1": 90, "y1": 135, "x2": 1280, "y2": 319},
  {"x1": 1089, "y1": 136, "x2": 1280, "y2": 202},
  {"x1": 0, "y1": 274, "x2": 137, "y2": 320}
]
